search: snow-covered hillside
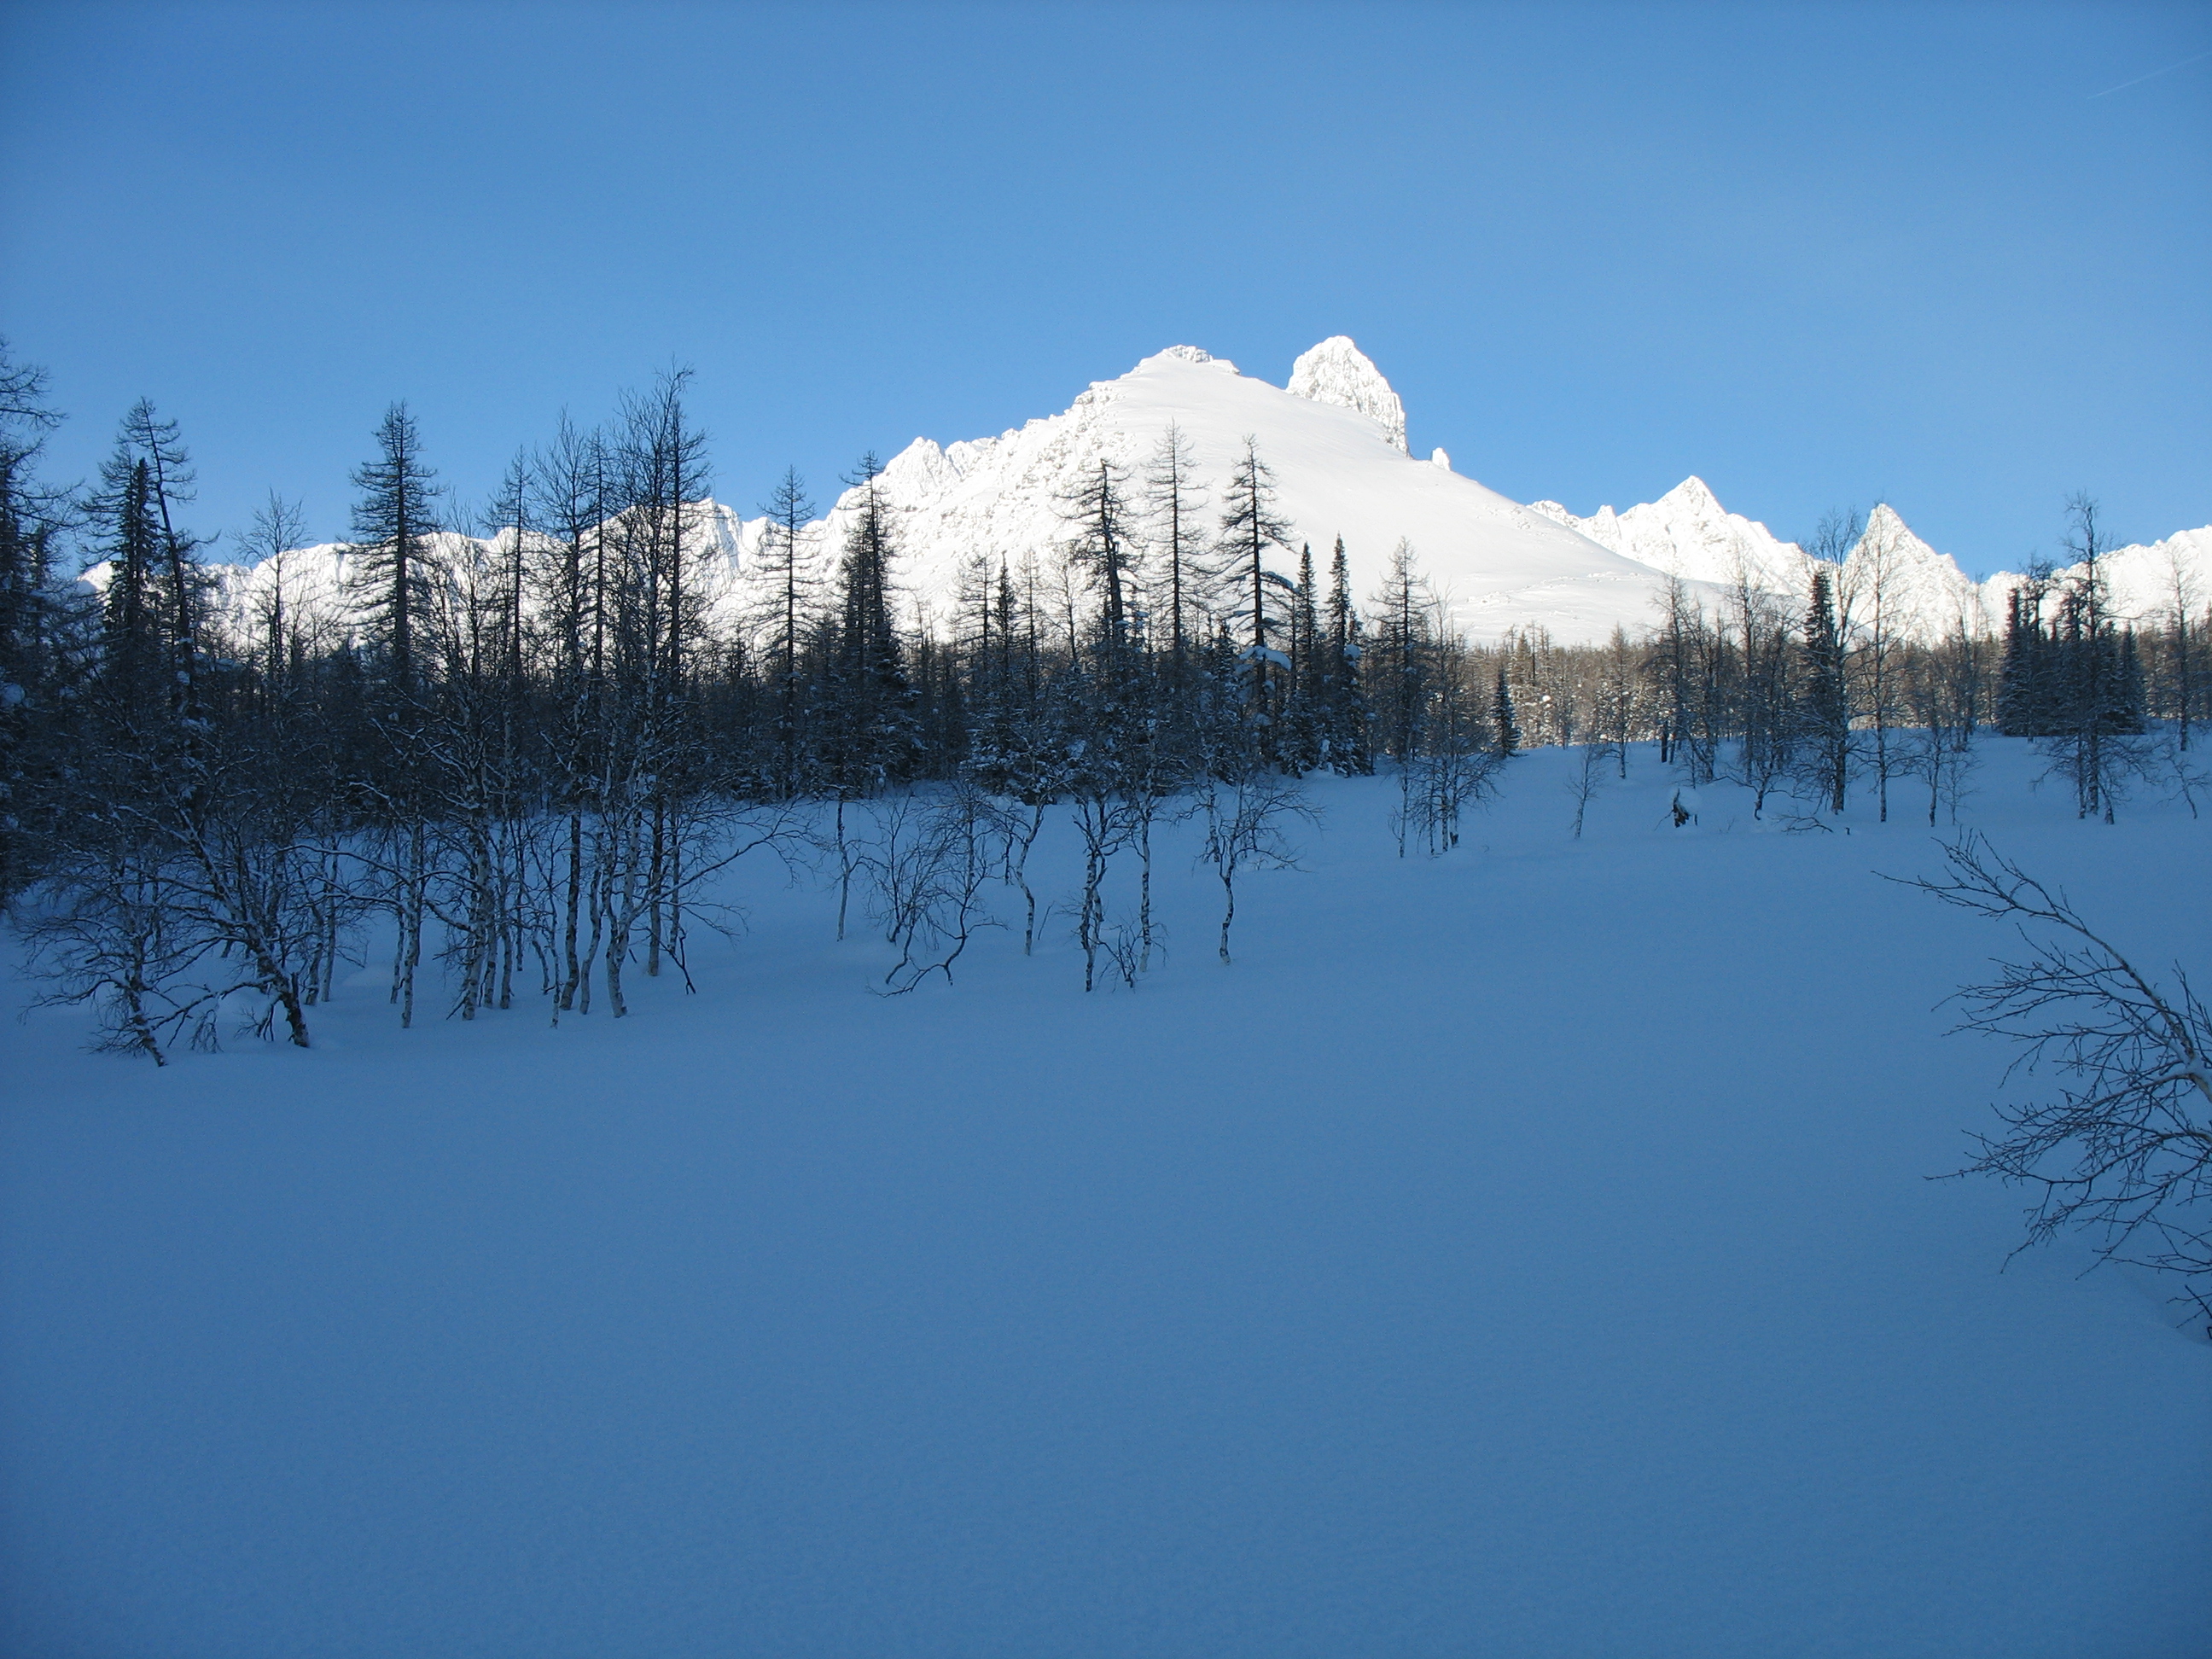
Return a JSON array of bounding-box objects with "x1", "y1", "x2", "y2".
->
[
  {"x1": 5, "y1": 742, "x2": 2207, "y2": 1656},
  {"x1": 160, "y1": 339, "x2": 2210, "y2": 654}
]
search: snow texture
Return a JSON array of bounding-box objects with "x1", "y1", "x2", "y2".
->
[{"x1": 3, "y1": 739, "x2": 2208, "y2": 1657}]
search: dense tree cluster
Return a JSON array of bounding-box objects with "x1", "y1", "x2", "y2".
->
[{"x1": 1, "y1": 340, "x2": 2204, "y2": 1054}]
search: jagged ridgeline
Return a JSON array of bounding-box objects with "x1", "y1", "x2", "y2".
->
[
  {"x1": 2, "y1": 336, "x2": 2207, "y2": 1054},
  {"x1": 101, "y1": 337, "x2": 2212, "y2": 658}
]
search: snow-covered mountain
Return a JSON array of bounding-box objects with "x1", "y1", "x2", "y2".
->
[
  {"x1": 165, "y1": 338, "x2": 2210, "y2": 652},
  {"x1": 2013, "y1": 525, "x2": 2212, "y2": 627},
  {"x1": 1529, "y1": 477, "x2": 1812, "y2": 602},
  {"x1": 1532, "y1": 479, "x2": 2209, "y2": 642},
  {"x1": 1528, "y1": 488, "x2": 1998, "y2": 641},
  {"x1": 771, "y1": 342, "x2": 1691, "y2": 645}
]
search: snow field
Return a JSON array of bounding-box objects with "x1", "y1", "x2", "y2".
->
[{"x1": 2, "y1": 738, "x2": 2207, "y2": 1656}]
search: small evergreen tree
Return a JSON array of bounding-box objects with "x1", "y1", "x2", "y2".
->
[
  {"x1": 1323, "y1": 535, "x2": 1372, "y2": 774},
  {"x1": 1279, "y1": 542, "x2": 1323, "y2": 773},
  {"x1": 1798, "y1": 563, "x2": 1851, "y2": 812}
]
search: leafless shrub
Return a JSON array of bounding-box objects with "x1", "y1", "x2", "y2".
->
[{"x1": 1901, "y1": 833, "x2": 2212, "y2": 1329}]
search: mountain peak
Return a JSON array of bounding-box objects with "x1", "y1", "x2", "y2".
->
[
  {"x1": 1656, "y1": 475, "x2": 1723, "y2": 515},
  {"x1": 1865, "y1": 502, "x2": 1912, "y2": 538},
  {"x1": 1286, "y1": 336, "x2": 1406, "y2": 453}
]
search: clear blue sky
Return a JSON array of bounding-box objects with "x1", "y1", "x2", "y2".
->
[{"x1": 3, "y1": 1, "x2": 2207, "y2": 577}]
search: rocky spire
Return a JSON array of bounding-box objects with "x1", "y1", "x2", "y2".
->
[{"x1": 1286, "y1": 336, "x2": 1407, "y2": 453}]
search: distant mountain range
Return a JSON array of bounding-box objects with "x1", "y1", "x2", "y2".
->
[
  {"x1": 172, "y1": 337, "x2": 2209, "y2": 649},
  {"x1": 1528, "y1": 476, "x2": 2210, "y2": 643}
]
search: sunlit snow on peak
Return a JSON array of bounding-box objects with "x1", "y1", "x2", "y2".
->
[{"x1": 1286, "y1": 335, "x2": 1408, "y2": 454}]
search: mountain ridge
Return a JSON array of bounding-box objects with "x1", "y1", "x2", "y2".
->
[{"x1": 113, "y1": 338, "x2": 2212, "y2": 652}]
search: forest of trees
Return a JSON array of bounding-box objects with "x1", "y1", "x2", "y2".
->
[{"x1": 2, "y1": 341, "x2": 2205, "y2": 1057}]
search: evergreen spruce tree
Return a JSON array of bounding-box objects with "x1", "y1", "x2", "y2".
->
[
  {"x1": 1491, "y1": 667, "x2": 1520, "y2": 757},
  {"x1": 1323, "y1": 535, "x2": 1372, "y2": 774},
  {"x1": 2116, "y1": 627, "x2": 2147, "y2": 734},
  {"x1": 347, "y1": 403, "x2": 440, "y2": 695},
  {"x1": 1997, "y1": 585, "x2": 2032, "y2": 733},
  {"x1": 1799, "y1": 564, "x2": 1850, "y2": 812},
  {"x1": 1280, "y1": 542, "x2": 1323, "y2": 773},
  {"x1": 1996, "y1": 565, "x2": 2059, "y2": 736},
  {"x1": 0, "y1": 341, "x2": 68, "y2": 898},
  {"x1": 822, "y1": 455, "x2": 920, "y2": 797},
  {"x1": 2038, "y1": 496, "x2": 2145, "y2": 821},
  {"x1": 92, "y1": 450, "x2": 165, "y2": 711}
]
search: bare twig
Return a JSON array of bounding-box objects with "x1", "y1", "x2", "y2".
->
[{"x1": 1896, "y1": 833, "x2": 2212, "y2": 1327}]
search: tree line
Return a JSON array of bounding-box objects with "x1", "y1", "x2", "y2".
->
[{"x1": 1, "y1": 341, "x2": 2203, "y2": 1055}]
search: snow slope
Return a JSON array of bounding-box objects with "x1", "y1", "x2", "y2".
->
[{"x1": 3, "y1": 743, "x2": 2208, "y2": 1657}]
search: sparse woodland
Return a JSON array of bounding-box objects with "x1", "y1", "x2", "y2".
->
[{"x1": 2, "y1": 343, "x2": 2206, "y2": 1065}]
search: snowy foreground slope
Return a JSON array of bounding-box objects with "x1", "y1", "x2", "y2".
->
[
  {"x1": 181, "y1": 338, "x2": 2211, "y2": 650},
  {"x1": 3, "y1": 745, "x2": 2207, "y2": 1656}
]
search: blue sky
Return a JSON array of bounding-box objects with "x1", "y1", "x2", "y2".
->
[{"x1": 2, "y1": 1, "x2": 2206, "y2": 577}]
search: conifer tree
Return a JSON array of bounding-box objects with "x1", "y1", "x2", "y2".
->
[
  {"x1": 1062, "y1": 457, "x2": 1138, "y2": 682},
  {"x1": 1215, "y1": 437, "x2": 1295, "y2": 763},
  {"x1": 1655, "y1": 575, "x2": 1711, "y2": 778},
  {"x1": 1280, "y1": 542, "x2": 1323, "y2": 773},
  {"x1": 0, "y1": 341, "x2": 67, "y2": 899},
  {"x1": 1596, "y1": 625, "x2": 1639, "y2": 777},
  {"x1": 118, "y1": 400, "x2": 205, "y2": 719},
  {"x1": 1370, "y1": 538, "x2": 1433, "y2": 768},
  {"x1": 2041, "y1": 494, "x2": 2145, "y2": 821},
  {"x1": 1799, "y1": 563, "x2": 1850, "y2": 812},
  {"x1": 754, "y1": 467, "x2": 818, "y2": 795},
  {"x1": 1144, "y1": 421, "x2": 1208, "y2": 678},
  {"x1": 239, "y1": 492, "x2": 311, "y2": 696},
  {"x1": 347, "y1": 403, "x2": 440, "y2": 695},
  {"x1": 1323, "y1": 535, "x2": 1372, "y2": 774},
  {"x1": 2156, "y1": 547, "x2": 2201, "y2": 750},
  {"x1": 823, "y1": 455, "x2": 919, "y2": 797},
  {"x1": 93, "y1": 449, "x2": 165, "y2": 710},
  {"x1": 1997, "y1": 572, "x2": 2057, "y2": 736}
]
